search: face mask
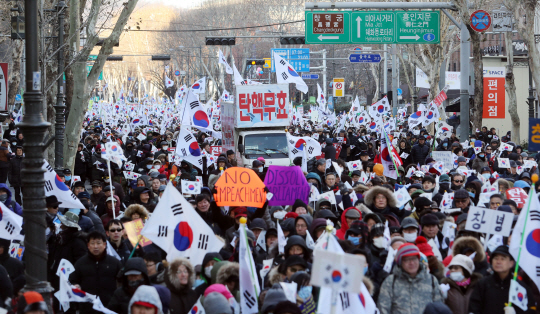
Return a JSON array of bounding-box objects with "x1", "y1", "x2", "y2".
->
[
  {"x1": 363, "y1": 265, "x2": 369, "y2": 275},
  {"x1": 478, "y1": 154, "x2": 485, "y2": 158},
  {"x1": 488, "y1": 135, "x2": 492, "y2": 138},
  {"x1": 449, "y1": 271, "x2": 465, "y2": 282},
  {"x1": 162, "y1": 146, "x2": 168, "y2": 150},
  {"x1": 154, "y1": 165, "x2": 160, "y2": 169},
  {"x1": 482, "y1": 173, "x2": 491, "y2": 179},
  {"x1": 443, "y1": 143, "x2": 448, "y2": 148},
  {"x1": 193, "y1": 278, "x2": 205, "y2": 288},
  {"x1": 0, "y1": 194, "x2": 8, "y2": 203},
  {"x1": 403, "y1": 232, "x2": 417, "y2": 243},
  {"x1": 104, "y1": 178, "x2": 110, "y2": 183},
  {"x1": 347, "y1": 235, "x2": 360, "y2": 246},
  {"x1": 65, "y1": 176, "x2": 72, "y2": 181},
  {"x1": 147, "y1": 165, "x2": 152, "y2": 169},
  {"x1": 373, "y1": 237, "x2": 387, "y2": 249},
  {"x1": 273, "y1": 211, "x2": 286, "y2": 220},
  {"x1": 298, "y1": 286, "x2": 312, "y2": 301},
  {"x1": 127, "y1": 279, "x2": 144, "y2": 289},
  {"x1": 424, "y1": 135, "x2": 428, "y2": 138},
  {"x1": 258, "y1": 167, "x2": 264, "y2": 172},
  {"x1": 204, "y1": 266, "x2": 213, "y2": 278},
  {"x1": 468, "y1": 192, "x2": 475, "y2": 198}
]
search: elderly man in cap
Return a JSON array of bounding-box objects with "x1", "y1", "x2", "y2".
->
[
  {"x1": 378, "y1": 243, "x2": 443, "y2": 314},
  {"x1": 453, "y1": 189, "x2": 472, "y2": 213},
  {"x1": 90, "y1": 180, "x2": 104, "y2": 204},
  {"x1": 72, "y1": 180, "x2": 86, "y2": 196}
]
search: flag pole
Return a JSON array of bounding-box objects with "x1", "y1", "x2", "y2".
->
[
  {"x1": 240, "y1": 217, "x2": 259, "y2": 299},
  {"x1": 431, "y1": 118, "x2": 441, "y2": 153},
  {"x1": 106, "y1": 159, "x2": 116, "y2": 219},
  {"x1": 508, "y1": 173, "x2": 538, "y2": 307}
]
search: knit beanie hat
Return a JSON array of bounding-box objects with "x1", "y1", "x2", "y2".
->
[
  {"x1": 18, "y1": 291, "x2": 48, "y2": 314},
  {"x1": 203, "y1": 292, "x2": 233, "y2": 314},
  {"x1": 396, "y1": 243, "x2": 420, "y2": 266},
  {"x1": 261, "y1": 284, "x2": 288, "y2": 314},
  {"x1": 292, "y1": 199, "x2": 308, "y2": 212},
  {"x1": 415, "y1": 236, "x2": 434, "y2": 257}
]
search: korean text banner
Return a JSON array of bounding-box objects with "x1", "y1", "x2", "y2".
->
[
  {"x1": 482, "y1": 67, "x2": 505, "y2": 119},
  {"x1": 264, "y1": 166, "x2": 310, "y2": 206},
  {"x1": 235, "y1": 84, "x2": 289, "y2": 128},
  {"x1": 529, "y1": 118, "x2": 540, "y2": 151}
]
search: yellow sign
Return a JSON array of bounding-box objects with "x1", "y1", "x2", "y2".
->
[
  {"x1": 124, "y1": 218, "x2": 153, "y2": 247},
  {"x1": 263, "y1": 58, "x2": 271, "y2": 68},
  {"x1": 333, "y1": 78, "x2": 345, "y2": 97}
]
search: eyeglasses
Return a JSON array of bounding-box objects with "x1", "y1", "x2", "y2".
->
[
  {"x1": 177, "y1": 270, "x2": 189, "y2": 275},
  {"x1": 109, "y1": 228, "x2": 123, "y2": 233},
  {"x1": 453, "y1": 180, "x2": 464, "y2": 183}
]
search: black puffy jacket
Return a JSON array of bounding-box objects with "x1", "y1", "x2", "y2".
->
[
  {"x1": 8, "y1": 155, "x2": 22, "y2": 186},
  {"x1": 411, "y1": 143, "x2": 430, "y2": 165}
]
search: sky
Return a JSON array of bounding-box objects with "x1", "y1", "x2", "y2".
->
[{"x1": 146, "y1": 0, "x2": 203, "y2": 9}]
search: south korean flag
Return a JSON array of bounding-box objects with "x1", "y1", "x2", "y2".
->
[
  {"x1": 175, "y1": 128, "x2": 204, "y2": 170},
  {"x1": 368, "y1": 96, "x2": 390, "y2": 120},
  {"x1": 274, "y1": 52, "x2": 308, "y2": 93},
  {"x1": 286, "y1": 133, "x2": 322, "y2": 160},
  {"x1": 141, "y1": 183, "x2": 223, "y2": 265},
  {"x1": 218, "y1": 49, "x2": 233, "y2": 74}
]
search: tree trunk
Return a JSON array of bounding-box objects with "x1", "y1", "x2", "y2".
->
[
  {"x1": 63, "y1": 0, "x2": 139, "y2": 171},
  {"x1": 468, "y1": 27, "x2": 484, "y2": 131},
  {"x1": 505, "y1": 31, "x2": 519, "y2": 144},
  {"x1": 8, "y1": 41, "x2": 24, "y2": 110},
  {"x1": 370, "y1": 63, "x2": 380, "y2": 101}
]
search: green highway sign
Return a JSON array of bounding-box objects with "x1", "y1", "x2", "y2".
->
[{"x1": 305, "y1": 10, "x2": 440, "y2": 44}]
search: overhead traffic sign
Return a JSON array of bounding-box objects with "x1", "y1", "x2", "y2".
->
[
  {"x1": 349, "y1": 53, "x2": 382, "y2": 63},
  {"x1": 397, "y1": 88, "x2": 403, "y2": 96},
  {"x1": 263, "y1": 58, "x2": 271, "y2": 68},
  {"x1": 271, "y1": 48, "x2": 310, "y2": 73},
  {"x1": 305, "y1": 10, "x2": 440, "y2": 44},
  {"x1": 492, "y1": 8, "x2": 513, "y2": 32},
  {"x1": 470, "y1": 10, "x2": 491, "y2": 32},
  {"x1": 301, "y1": 74, "x2": 320, "y2": 80}
]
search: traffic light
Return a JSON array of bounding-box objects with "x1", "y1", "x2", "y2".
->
[
  {"x1": 151, "y1": 55, "x2": 171, "y2": 61},
  {"x1": 106, "y1": 55, "x2": 123, "y2": 61},
  {"x1": 246, "y1": 59, "x2": 265, "y2": 66},
  {"x1": 280, "y1": 36, "x2": 305, "y2": 45},
  {"x1": 205, "y1": 37, "x2": 236, "y2": 45}
]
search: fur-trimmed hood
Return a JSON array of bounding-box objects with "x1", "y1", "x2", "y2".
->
[
  {"x1": 267, "y1": 266, "x2": 284, "y2": 288},
  {"x1": 451, "y1": 236, "x2": 486, "y2": 263},
  {"x1": 216, "y1": 262, "x2": 240, "y2": 286},
  {"x1": 363, "y1": 186, "x2": 397, "y2": 208},
  {"x1": 124, "y1": 204, "x2": 149, "y2": 221},
  {"x1": 353, "y1": 184, "x2": 370, "y2": 194},
  {"x1": 166, "y1": 258, "x2": 195, "y2": 290}
]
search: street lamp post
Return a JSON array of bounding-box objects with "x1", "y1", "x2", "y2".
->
[
  {"x1": 54, "y1": 0, "x2": 67, "y2": 171},
  {"x1": 19, "y1": 0, "x2": 53, "y2": 307},
  {"x1": 528, "y1": 60, "x2": 535, "y2": 118}
]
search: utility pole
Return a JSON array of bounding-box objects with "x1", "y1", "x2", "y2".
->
[
  {"x1": 383, "y1": 44, "x2": 388, "y2": 95},
  {"x1": 54, "y1": 0, "x2": 67, "y2": 171},
  {"x1": 460, "y1": 22, "x2": 471, "y2": 140},
  {"x1": 391, "y1": 44, "x2": 398, "y2": 114},
  {"x1": 20, "y1": 0, "x2": 53, "y2": 308}
]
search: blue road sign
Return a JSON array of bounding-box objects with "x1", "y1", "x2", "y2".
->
[
  {"x1": 301, "y1": 74, "x2": 320, "y2": 80},
  {"x1": 470, "y1": 10, "x2": 491, "y2": 32},
  {"x1": 397, "y1": 88, "x2": 403, "y2": 96},
  {"x1": 348, "y1": 53, "x2": 382, "y2": 63},
  {"x1": 174, "y1": 70, "x2": 180, "y2": 76},
  {"x1": 271, "y1": 48, "x2": 310, "y2": 73},
  {"x1": 15, "y1": 94, "x2": 22, "y2": 102}
]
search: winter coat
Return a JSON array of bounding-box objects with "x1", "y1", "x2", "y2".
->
[
  {"x1": 411, "y1": 142, "x2": 430, "y2": 165},
  {"x1": 108, "y1": 257, "x2": 151, "y2": 314},
  {"x1": 128, "y1": 285, "x2": 164, "y2": 314},
  {"x1": 471, "y1": 157, "x2": 489, "y2": 174},
  {"x1": 336, "y1": 207, "x2": 362, "y2": 240},
  {"x1": 85, "y1": 209, "x2": 105, "y2": 234},
  {"x1": 322, "y1": 144, "x2": 337, "y2": 161},
  {"x1": 0, "y1": 264, "x2": 12, "y2": 303},
  {"x1": 0, "y1": 184, "x2": 22, "y2": 216},
  {"x1": 194, "y1": 252, "x2": 224, "y2": 297},
  {"x1": 164, "y1": 258, "x2": 198, "y2": 314},
  {"x1": 75, "y1": 150, "x2": 89, "y2": 175},
  {"x1": 100, "y1": 195, "x2": 121, "y2": 227},
  {"x1": 69, "y1": 252, "x2": 123, "y2": 313},
  {"x1": 377, "y1": 264, "x2": 443, "y2": 314},
  {"x1": 108, "y1": 238, "x2": 142, "y2": 265},
  {"x1": 47, "y1": 228, "x2": 87, "y2": 289},
  {"x1": 8, "y1": 155, "x2": 22, "y2": 186},
  {"x1": 397, "y1": 140, "x2": 413, "y2": 167},
  {"x1": 91, "y1": 152, "x2": 107, "y2": 181},
  {"x1": 78, "y1": 215, "x2": 95, "y2": 233},
  {"x1": 468, "y1": 273, "x2": 536, "y2": 314},
  {"x1": 441, "y1": 273, "x2": 482, "y2": 314},
  {"x1": 363, "y1": 186, "x2": 403, "y2": 223},
  {"x1": 0, "y1": 239, "x2": 24, "y2": 294},
  {"x1": 0, "y1": 145, "x2": 10, "y2": 167}
]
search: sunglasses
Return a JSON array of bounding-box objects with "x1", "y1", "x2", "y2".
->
[
  {"x1": 453, "y1": 180, "x2": 464, "y2": 183},
  {"x1": 109, "y1": 228, "x2": 123, "y2": 233}
]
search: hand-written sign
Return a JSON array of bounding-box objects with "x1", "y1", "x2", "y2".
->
[
  {"x1": 124, "y1": 218, "x2": 153, "y2": 247},
  {"x1": 465, "y1": 206, "x2": 514, "y2": 236},
  {"x1": 213, "y1": 167, "x2": 267, "y2": 207},
  {"x1": 264, "y1": 166, "x2": 310, "y2": 206}
]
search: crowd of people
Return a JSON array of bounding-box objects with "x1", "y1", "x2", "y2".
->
[{"x1": 0, "y1": 112, "x2": 539, "y2": 314}]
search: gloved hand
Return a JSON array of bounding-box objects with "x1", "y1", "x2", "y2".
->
[
  {"x1": 504, "y1": 306, "x2": 516, "y2": 314},
  {"x1": 338, "y1": 183, "x2": 349, "y2": 196}
]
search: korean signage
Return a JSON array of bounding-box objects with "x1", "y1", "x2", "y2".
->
[
  {"x1": 529, "y1": 118, "x2": 540, "y2": 151},
  {"x1": 271, "y1": 48, "x2": 310, "y2": 73},
  {"x1": 305, "y1": 11, "x2": 440, "y2": 44},
  {"x1": 465, "y1": 206, "x2": 514, "y2": 236},
  {"x1": 333, "y1": 78, "x2": 345, "y2": 97},
  {"x1": 235, "y1": 84, "x2": 289, "y2": 128},
  {"x1": 482, "y1": 67, "x2": 505, "y2": 119},
  {"x1": 0, "y1": 63, "x2": 7, "y2": 112},
  {"x1": 416, "y1": 68, "x2": 460, "y2": 90},
  {"x1": 492, "y1": 7, "x2": 514, "y2": 32}
]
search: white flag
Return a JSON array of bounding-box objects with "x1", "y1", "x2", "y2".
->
[
  {"x1": 56, "y1": 259, "x2": 75, "y2": 278},
  {"x1": 509, "y1": 279, "x2": 529, "y2": 311},
  {"x1": 274, "y1": 52, "x2": 308, "y2": 93},
  {"x1": 188, "y1": 297, "x2": 206, "y2": 314},
  {"x1": 141, "y1": 183, "x2": 223, "y2": 265},
  {"x1": 42, "y1": 161, "x2": 86, "y2": 209},
  {"x1": 256, "y1": 230, "x2": 267, "y2": 252},
  {"x1": 181, "y1": 180, "x2": 202, "y2": 195},
  {"x1": 191, "y1": 77, "x2": 206, "y2": 94},
  {"x1": 260, "y1": 258, "x2": 273, "y2": 287},
  {"x1": 277, "y1": 221, "x2": 286, "y2": 254},
  {"x1": 175, "y1": 128, "x2": 204, "y2": 170},
  {"x1": 0, "y1": 201, "x2": 23, "y2": 240},
  {"x1": 347, "y1": 160, "x2": 363, "y2": 172},
  {"x1": 164, "y1": 75, "x2": 174, "y2": 88},
  {"x1": 305, "y1": 231, "x2": 315, "y2": 250},
  {"x1": 239, "y1": 222, "x2": 260, "y2": 314},
  {"x1": 184, "y1": 89, "x2": 213, "y2": 134},
  {"x1": 218, "y1": 49, "x2": 233, "y2": 74},
  {"x1": 408, "y1": 104, "x2": 427, "y2": 129},
  {"x1": 368, "y1": 96, "x2": 391, "y2": 121},
  {"x1": 317, "y1": 83, "x2": 326, "y2": 107},
  {"x1": 510, "y1": 188, "x2": 540, "y2": 292},
  {"x1": 422, "y1": 101, "x2": 440, "y2": 126},
  {"x1": 310, "y1": 249, "x2": 365, "y2": 293},
  {"x1": 286, "y1": 133, "x2": 322, "y2": 160},
  {"x1": 232, "y1": 62, "x2": 247, "y2": 86},
  {"x1": 395, "y1": 187, "x2": 411, "y2": 208},
  {"x1": 441, "y1": 192, "x2": 455, "y2": 211},
  {"x1": 103, "y1": 142, "x2": 126, "y2": 168},
  {"x1": 106, "y1": 241, "x2": 121, "y2": 260}
]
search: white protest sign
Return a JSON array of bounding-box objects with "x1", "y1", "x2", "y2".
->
[
  {"x1": 465, "y1": 206, "x2": 514, "y2": 236},
  {"x1": 431, "y1": 151, "x2": 454, "y2": 170}
]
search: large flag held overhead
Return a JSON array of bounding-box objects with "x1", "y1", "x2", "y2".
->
[
  {"x1": 368, "y1": 96, "x2": 390, "y2": 121},
  {"x1": 184, "y1": 89, "x2": 212, "y2": 133},
  {"x1": 164, "y1": 75, "x2": 174, "y2": 88},
  {"x1": 317, "y1": 83, "x2": 326, "y2": 107},
  {"x1": 175, "y1": 128, "x2": 204, "y2": 170},
  {"x1": 218, "y1": 49, "x2": 233, "y2": 74},
  {"x1": 102, "y1": 142, "x2": 126, "y2": 168},
  {"x1": 239, "y1": 220, "x2": 260, "y2": 314},
  {"x1": 408, "y1": 103, "x2": 427, "y2": 129},
  {"x1": 274, "y1": 52, "x2": 308, "y2": 93},
  {"x1": 141, "y1": 183, "x2": 223, "y2": 265},
  {"x1": 191, "y1": 77, "x2": 206, "y2": 94},
  {"x1": 422, "y1": 101, "x2": 440, "y2": 127},
  {"x1": 42, "y1": 161, "x2": 86, "y2": 209},
  {"x1": 286, "y1": 133, "x2": 322, "y2": 160},
  {"x1": 510, "y1": 188, "x2": 540, "y2": 292}
]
